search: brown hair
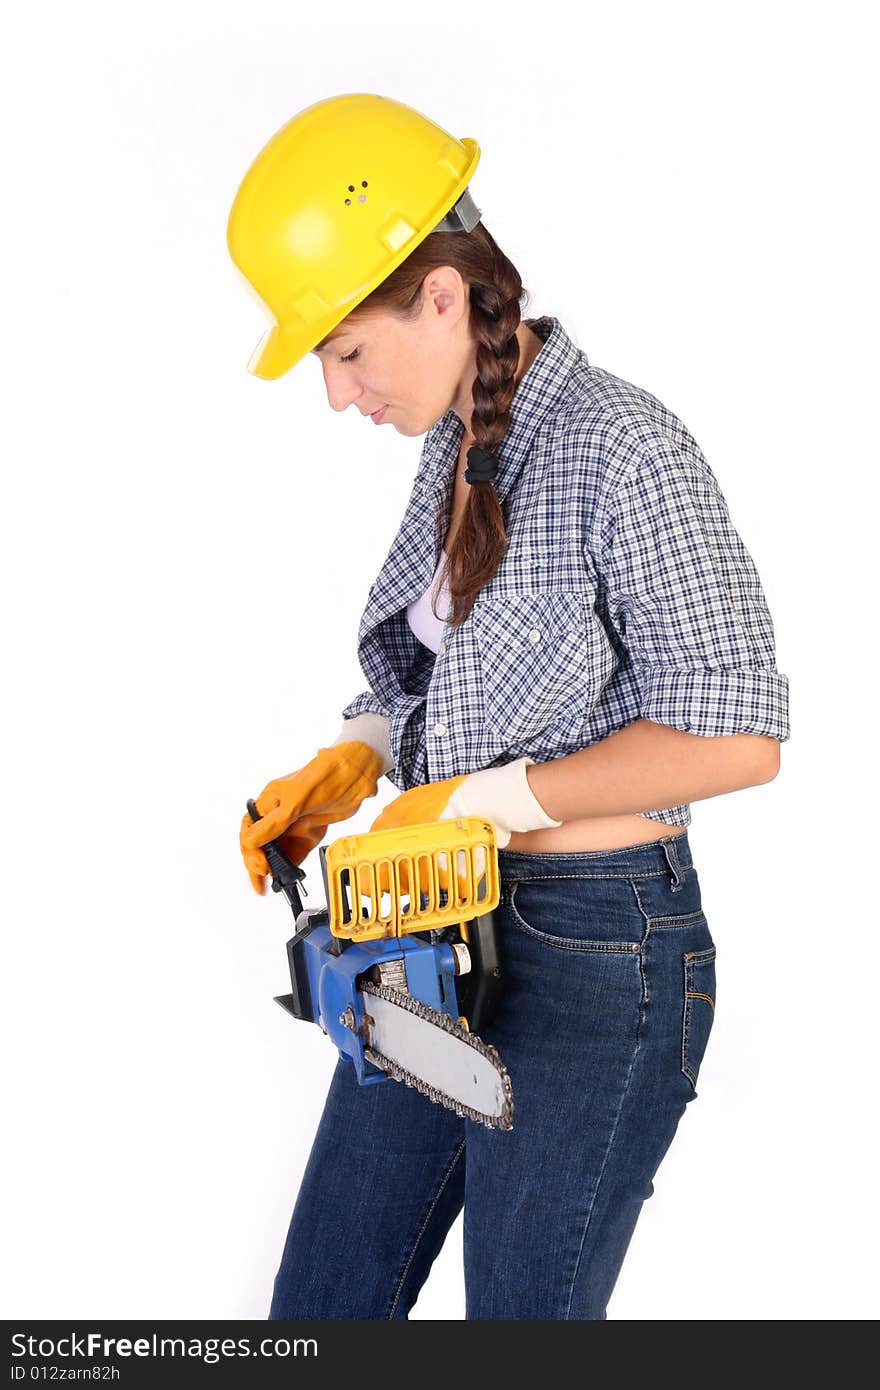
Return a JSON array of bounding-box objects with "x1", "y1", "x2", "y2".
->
[{"x1": 345, "y1": 221, "x2": 530, "y2": 628}]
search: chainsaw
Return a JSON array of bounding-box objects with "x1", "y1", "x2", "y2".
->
[{"x1": 246, "y1": 801, "x2": 514, "y2": 1131}]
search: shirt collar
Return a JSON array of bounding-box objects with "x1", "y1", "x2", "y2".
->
[{"x1": 418, "y1": 315, "x2": 584, "y2": 504}]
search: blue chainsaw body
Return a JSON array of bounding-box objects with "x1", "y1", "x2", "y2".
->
[
  {"x1": 268, "y1": 828, "x2": 505, "y2": 1089},
  {"x1": 298, "y1": 923, "x2": 462, "y2": 1084}
]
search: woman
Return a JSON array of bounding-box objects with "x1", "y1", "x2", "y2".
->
[{"x1": 230, "y1": 94, "x2": 789, "y2": 1319}]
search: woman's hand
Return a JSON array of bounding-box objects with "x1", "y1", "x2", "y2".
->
[
  {"x1": 241, "y1": 819, "x2": 329, "y2": 895},
  {"x1": 240, "y1": 742, "x2": 385, "y2": 895},
  {"x1": 369, "y1": 757, "x2": 562, "y2": 898},
  {"x1": 370, "y1": 757, "x2": 562, "y2": 843}
]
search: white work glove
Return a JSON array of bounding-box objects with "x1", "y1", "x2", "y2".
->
[{"x1": 369, "y1": 755, "x2": 563, "y2": 848}]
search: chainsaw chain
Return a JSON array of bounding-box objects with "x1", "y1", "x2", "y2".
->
[{"x1": 360, "y1": 980, "x2": 514, "y2": 1131}]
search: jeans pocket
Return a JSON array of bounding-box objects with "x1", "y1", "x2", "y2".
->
[
  {"x1": 504, "y1": 880, "x2": 643, "y2": 954},
  {"x1": 681, "y1": 945, "x2": 716, "y2": 1093}
]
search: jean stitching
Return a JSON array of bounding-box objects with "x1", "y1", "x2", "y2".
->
[
  {"x1": 646, "y1": 910, "x2": 707, "y2": 930},
  {"x1": 507, "y1": 884, "x2": 642, "y2": 954},
  {"x1": 628, "y1": 879, "x2": 652, "y2": 1003},
  {"x1": 682, "y1": 989, "x2": 695, "y2": 1086},
  {"x1": 385, "y1": 1139, "x2": 465, "y2": 1320},
  {"x1": 564, "y1": 990, "x2": 647, "y2": 1319},
  {"x1": 681, "y1": 951, "x2": 716, "y2": 1089},
  {"x1": 501, "y1": 869, "x2": 672, "y2": 882}
]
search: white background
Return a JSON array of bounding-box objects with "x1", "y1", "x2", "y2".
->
[{"x1": 2, "y1": 0, "x2": 876, "y2": 1322}]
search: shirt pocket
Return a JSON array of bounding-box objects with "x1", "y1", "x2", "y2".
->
[{"x1": 472, "y1": 591, "x2": 613, "y2": 743}]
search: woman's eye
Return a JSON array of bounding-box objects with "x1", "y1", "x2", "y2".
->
[{"x1": 340, "y1": 348, "x2": 360, "y2": 363}]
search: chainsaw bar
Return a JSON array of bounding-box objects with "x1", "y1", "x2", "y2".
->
[{"x1": 359, "y1": 980, "x2": 514, "y2": 1131}]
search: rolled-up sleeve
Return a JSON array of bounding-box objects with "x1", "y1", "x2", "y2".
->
[
  {"x1": 597, "y1": 441, "x2": 790, "y2": 741},
  {"x1": 340, "y1": 689, "x2": 389, "y2": 722}
]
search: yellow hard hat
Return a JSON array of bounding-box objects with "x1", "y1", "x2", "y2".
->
[{"x1": 227, "y1": 93, "x2": 482, "y2": 380}]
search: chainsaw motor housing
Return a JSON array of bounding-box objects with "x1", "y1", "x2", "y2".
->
[{"x1": 273, "y1": 818, "x2": 506, "y2": 1086}]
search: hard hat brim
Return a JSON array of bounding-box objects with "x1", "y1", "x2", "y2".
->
[{"x1": 248, "y1": 324, "x2": 299, "y2": 381}]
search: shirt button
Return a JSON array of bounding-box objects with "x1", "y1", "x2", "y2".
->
[
  {"x1": 433, "y1": 721, "x2": 447, "y2": 736},
  {"x1": 528, "y1": 628, "x2": 541, "y2": 643},
  {"x1": 438, "y1": 641, "x2": 446, "y2": 654}
]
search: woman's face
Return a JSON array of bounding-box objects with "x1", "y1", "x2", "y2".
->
[{"x1": 309, "y1": 272, "x2": 478, "y2": 438}]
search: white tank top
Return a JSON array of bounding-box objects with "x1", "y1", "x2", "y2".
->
[{"x1": 406, "y1": 547, "x2": 451, "y2": 653}]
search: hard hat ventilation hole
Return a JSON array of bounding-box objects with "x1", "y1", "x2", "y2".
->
[{"x1": 344, "y1": 181, "x2": 369, "y2": 208}]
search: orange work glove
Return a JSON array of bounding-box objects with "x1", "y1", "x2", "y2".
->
[
  {"x1": 368, "y1": 758, "x2": 562, "y2": 901},
  {"x1": 240, "y1": 820, "x2": 329, "y2": 895},
  {"x1": 240, "y1": 742, "x2": 386, "y2": 895}
]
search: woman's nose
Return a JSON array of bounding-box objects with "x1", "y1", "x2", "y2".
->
[{"x1": 324, "y1": 373, "x2": 364, "y2": 414}]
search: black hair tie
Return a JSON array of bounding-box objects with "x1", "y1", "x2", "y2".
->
[{"x1": 464, "y1": 445, "x2": 500, "y2": 484}]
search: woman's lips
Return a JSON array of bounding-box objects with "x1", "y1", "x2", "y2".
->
[{"x1": 371, "y1": 405, "x2": 388, "y2": 424}]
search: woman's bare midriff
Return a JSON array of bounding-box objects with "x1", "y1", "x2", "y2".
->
[
  {"x1": 505, "y1": 814, "x2": 686, "y2": 854},
  {"x1": 444, "y1": 428, "x2": 687, "y2": 855}
]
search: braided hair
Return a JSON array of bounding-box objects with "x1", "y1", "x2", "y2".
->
[{"x1": 343, "y1": 221, "x2": 530, "y2": 628}]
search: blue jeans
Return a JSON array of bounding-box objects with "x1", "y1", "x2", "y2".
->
[{"x1": 268, "y1": 831, "x2": 716, "y2": 1320}]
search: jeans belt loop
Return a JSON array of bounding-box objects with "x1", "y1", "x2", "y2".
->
[{"x1": 661, "y1": 835, "x2": 686, "y2": 892}]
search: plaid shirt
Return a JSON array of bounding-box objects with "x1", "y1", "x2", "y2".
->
[{"x1": 341, "y1": 315, "x2": 790, "y2": 828}]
